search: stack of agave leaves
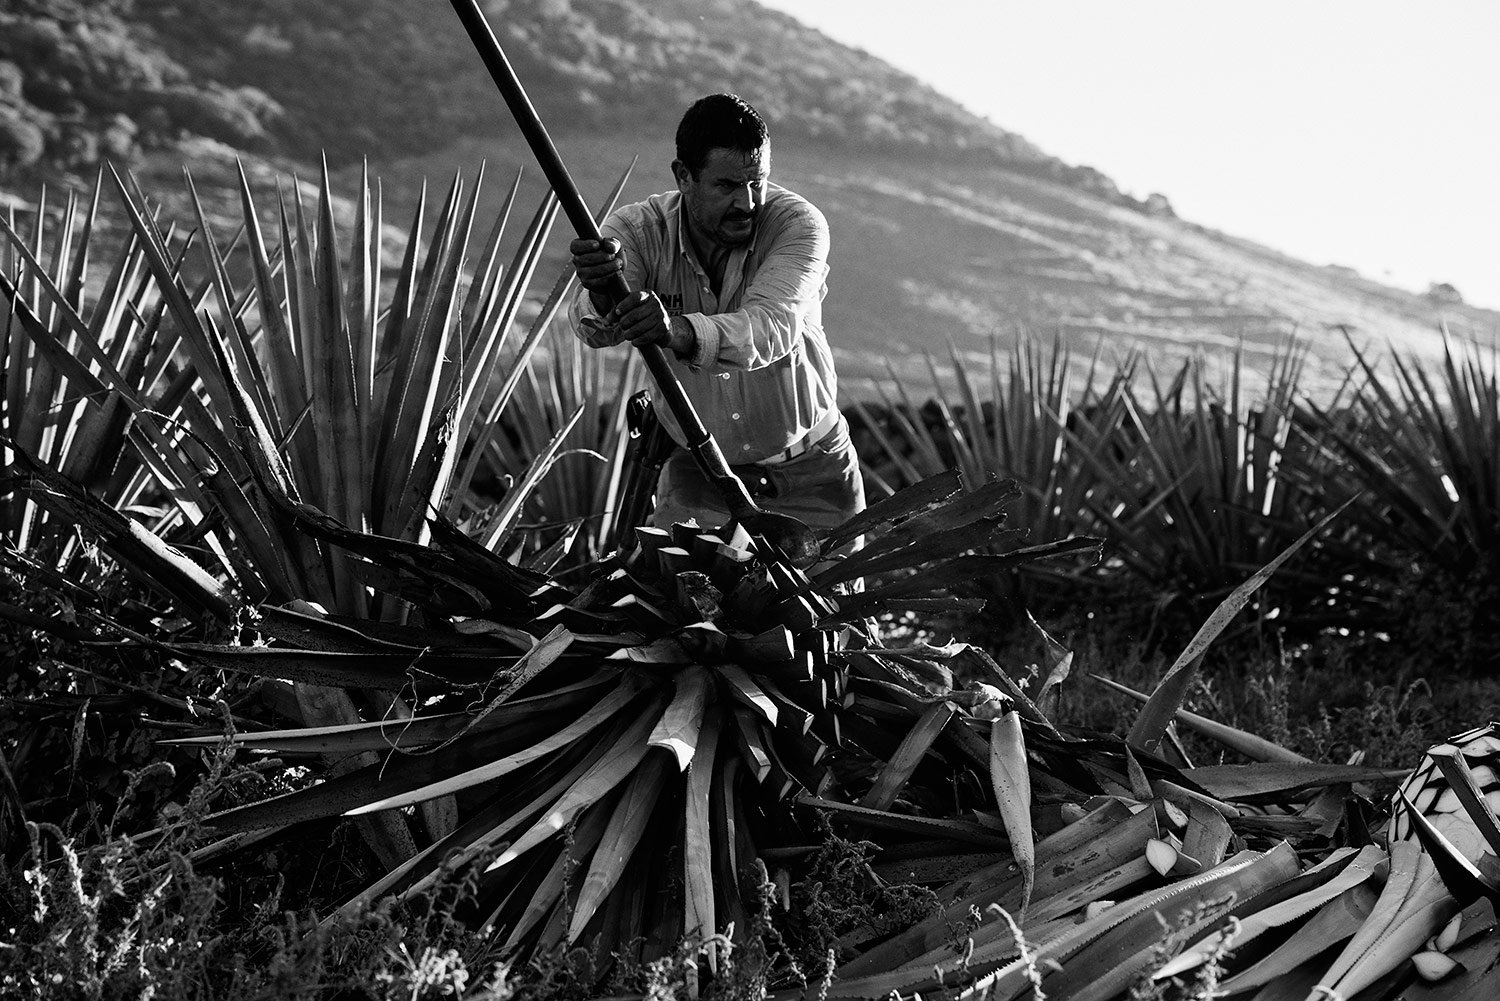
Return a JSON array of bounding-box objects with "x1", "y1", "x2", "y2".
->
[{"x1": 4, "y1": 169, "x2": 1500, "y2": 1000}]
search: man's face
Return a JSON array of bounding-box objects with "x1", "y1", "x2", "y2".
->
[{"x1": 674, "y1": 143, "x2": 771, "y2": 252}]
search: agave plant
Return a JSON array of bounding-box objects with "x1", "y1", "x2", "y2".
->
[
  {"x1": 1, "y1": 161, "x2": 635, "y2": 863},
  {"x1": 848, "y1": 336, "x2": 1128, "y2": 639},
  {"x1": 3, "y1": 168, "x2": 1126, "y2": 985},
  {"x1": 1, "y1": 179, "x2": 258, "y2": 838},
  {"x1": 1, "y1": 179, "x2": 214, "y2": 602},
  {"x1": 852, "y1": 335, "x2": 1114, "y2": 545},
  {"x1": 1300, "y1": 331, "x2": 1500, "y2": 668},
  {"x1": 855, "y1": 335, "x2": 1385, "y2": 646},
  {"x1": 119, "y1": 468, "x2": 1096, "y2": 975}
]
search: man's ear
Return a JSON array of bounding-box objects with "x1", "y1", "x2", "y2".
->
[{"x1": 671, "y1": 159, "x2": 692, "y2": 191}]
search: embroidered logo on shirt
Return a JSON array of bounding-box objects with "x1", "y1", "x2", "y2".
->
[{"x1": 661, "y1": 292, "x2": 684, "y2": 314}]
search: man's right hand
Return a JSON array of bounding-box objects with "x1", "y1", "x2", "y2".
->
[{"x1": 570, "y1": 237, "x2": 626, "y2": 310}]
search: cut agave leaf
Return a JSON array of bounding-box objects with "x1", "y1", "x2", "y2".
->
[
  {"x1": 1091, "y1": 673, "x2": 1311, "y2": 764},
  {"x1": 1183, "y1": 762, "x2": 1409, "y2": 800},
  {"x1": 961, "y1": 843, "x2": 1302, "y2": 1001},
  {"x1": 683, "y1": 705, "x2": 725, "y2": 971},
  {"x1": 988, "y1": 709, "x2": 1036, "y2": 916},
  {"x1": 1218, "y1": 880, "x2": 1381, "y2": 993},
  {"x1": 568, "y1": 753, "x2": 671, "y2": 941},
  {"x1": 1311, "y1": 839, "x2": 1463, "y2": 1001},
  {"x1": 502, "y1": 794, "x2": 615, "y2": 951},
  {"x1": 488, "y1": 700, "x2": 666, "y2": 871},
  {"x1": 160, "y1": 676, "x2": 614, "y2": 754},
  {"x1": 858, "y1": 700, "x2": 956, "y2": 811},
  {"x1": 819, "y1": 467, "x2": 964, "y2": 555},
  {"x1": 649, "y1": 665, "x2": 712, "y2": 770},
  {"x1": 1152, "y1": 845, "x2": 1382, "y2": 981},
  {"x1": 348, "y1": 676, "x2": 646, "y2": 815},
  {"x1": 1127, "y1": 500, "x2": 1353, "y2": 753},
  {"x1": 837, "y1": 800, "x2": 1146, "y2": 980}
]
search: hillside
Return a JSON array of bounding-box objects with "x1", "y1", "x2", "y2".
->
[
  {"x1": 2, "y1": 0, "x2": 1494, "y2": 398},
  {"x1": 123, "y1": 0, "x2": 1130, "y2": 199}
]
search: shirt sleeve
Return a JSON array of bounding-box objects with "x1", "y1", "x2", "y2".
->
[{"x1": 684, "y1": 198, "x2": 830, "y2": 372}]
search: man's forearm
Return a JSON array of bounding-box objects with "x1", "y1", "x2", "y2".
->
[{"x1": 667, "y1": 315, "x2": 696, "y2": 358}]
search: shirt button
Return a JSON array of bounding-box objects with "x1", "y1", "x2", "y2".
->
[
  {"x1": 741, "y1": 444, "x2": 751, "y2": 451},
  {"x1": 731, "y1": 413, "x2": 741, "y2": 420},
  {"x1": 718, "y1": 372, "x2": 730, "y2": 380}
]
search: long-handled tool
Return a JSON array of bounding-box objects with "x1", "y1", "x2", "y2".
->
[{"x1": 448, "y1": 0, "x2": 819, "y2": 566}]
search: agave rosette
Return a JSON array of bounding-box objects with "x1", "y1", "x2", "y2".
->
[{"x1": 141, "y1": 468, "x2": 1098, "y2": 969}]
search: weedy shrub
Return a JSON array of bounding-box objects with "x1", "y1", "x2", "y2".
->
[
  {"x1": 782, "y1": 822, "x2": 939, "y2": 983},
  {"x1": 0, "y1": 604, "x2": 250, "y2": 853},
  {"x1": 0, "y1": 747, "x2": 523, "y2": 1000}
]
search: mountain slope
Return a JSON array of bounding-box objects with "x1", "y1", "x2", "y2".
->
[
  {"x1": 89, "y1": 0, "x2": 1143, "y2": 207},
  {"x1": 375, "y1": 129, "x2": 1488, "y2": 398},
  {"x1": 2, "y1": 0, "x2": 1493, "y2": 398}
]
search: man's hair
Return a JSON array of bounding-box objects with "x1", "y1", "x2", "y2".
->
[{"x1": 675, "y1": 94, "x2": 769, "y2": 178}]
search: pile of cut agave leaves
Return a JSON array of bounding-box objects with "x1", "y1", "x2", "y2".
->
[{"x1": 98, "y1": 465, "x2": 1500, "y2": 999}]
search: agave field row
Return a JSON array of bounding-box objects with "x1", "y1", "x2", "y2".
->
[
  {"x1": 848, "y1": 326, "x2": 1500, "y2": 674},
  {"x1": 2, "y1": 169, "x2": 1499, "y2": 1000}
]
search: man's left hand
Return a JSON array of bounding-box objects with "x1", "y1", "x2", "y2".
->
[{"x1": 602, "y1": 291, "x2": 692, "y2": 354}]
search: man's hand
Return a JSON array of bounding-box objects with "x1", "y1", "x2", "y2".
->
[
  {"x1": 602, "y1": 291, "x2": 691, "y2": 352},
  {"x1": 570, "y1": 237, "x2": 625, "y2": 311},
  {"x1": 579, "y1": 292, "x2": 694, "y2": 355},
  {"x1": 571, "y1": 238, "x2": 695, "y2": 356}
]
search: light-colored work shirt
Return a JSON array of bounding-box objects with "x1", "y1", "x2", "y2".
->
[{"x1": 568, "y1": 184, "x2": 840, "y2": 464}]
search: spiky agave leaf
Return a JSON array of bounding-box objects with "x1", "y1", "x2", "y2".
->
[
  {"x1": 4, "y1": 439, "x2": 236, "y2": 620},
  {"x1": 1126, "y1": 498, "x2": 1353, "y2": 753}
]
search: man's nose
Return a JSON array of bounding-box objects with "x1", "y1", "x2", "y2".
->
[{"x1": 732, "y1": 183, "x2": 757, "y2": 212}]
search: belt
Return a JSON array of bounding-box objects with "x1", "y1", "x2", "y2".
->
[{"x1": 756, "y1": 409, "x2": 842, "y2": 467}]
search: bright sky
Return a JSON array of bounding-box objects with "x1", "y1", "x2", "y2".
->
[{"x1": 756, "y1": 0, "x2": 1500, "y2": 310}]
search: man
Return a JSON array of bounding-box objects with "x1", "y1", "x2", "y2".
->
[{"x1": 568, "y1": 93, "x2": 864, "y2": 538}]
